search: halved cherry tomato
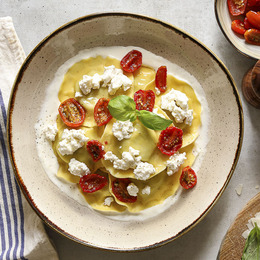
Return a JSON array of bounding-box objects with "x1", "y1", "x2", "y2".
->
[
  {"x1": 134, "y1": 90, "x2": 155, "y2": 111},
  {"x1": 120, "y1": 50, "x2": 142, "y2": 73},
  {"x1": 244, "y1": 17, "x2": 255, "y2": 29},
  {"x1": 246, "y1": 10, "x2": 260, "y2": 29},
  {"x1": 244, "y1": 28, "x2": 260, "y2": 45},
  {"x1": 79, "y1": 174, "x2": 107, "y2": 193},
  {"x1": 58, "y1": 98, "x2": 85, "y2": 128},
  {"x1": 228, "y1": 0, "x2": 248, "y2": 16},
  {"x1": 86, "y1": 140, "x2": 105, "y2": 162},
  {"x1": 94, "y1": 98, "x2": 112, "y2": 126},
  {"x1": 112, "y1": 178, "x2": 137, "y2": 203},
  {"x1": 157, "y1": 126, "x2": 183, "y2": 156},
  {"x1": 231, "y1": 19, "x2": 246, "y2": 34},
  {"x1": 180, "y1": 166, "x2": 197, "y2": 190},
  {"x1": 155, "y1": 66, "x2": 167, "y2": 93}
]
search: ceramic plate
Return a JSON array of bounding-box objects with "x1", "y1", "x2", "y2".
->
[
  {"x1": 7, "y1": 13, "x2": 243, "y2": 251},
  {"x1": 215, "y1": 0, "x2": 260, "y2": 60}
]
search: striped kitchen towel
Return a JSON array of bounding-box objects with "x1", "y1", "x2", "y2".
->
[{"x1": 0, "y1": 17, "x2": 59, "y2": 260}]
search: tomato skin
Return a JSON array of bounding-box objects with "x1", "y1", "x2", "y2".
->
[
  {"x1": 134, "y1": 90, "x2": 155, "y2": 112},
  {"x1": 155, "y1": 66, "x2": 167, "y2": 93},
  {"x1": 94, "y1": 98, "x2": 112, "y2": 126},
  {"x1": 86, "y1": 140, "x2": 105, "y2": 162},
  {"x1": 244, "y1": 17, "x2": 255, "y2": 29},
  {"x1": 180, "y1": 166, "x2": 197, "y2": 190},
  {"x1": 157, "y1": 126, "x2": 183, "y2": 156},
  {"x1": 120, "y1": 50, "x2": 142, "y2": 73},
  {"x1": 79, "y1": 174, "x2": 107, "y2": 193},
  {"x1": 112, "y1": 178, "x2": 137, "y2": 203},
  {"x1": 231, "y1": 19, "x2": 246, "y2": 34},
  {"x1": 244, "y1": 28, "x2": 260, "y2": 45},
  {"x1": 228, "y1": 0, "x2": 248, "y2": 16},
  {"x1": 58, "y1": 98, "x2": 85, "y2": 128},
  {"x1": 246, "y1": 10, "x2": 260, "y2": 29},
  {"x1": 247, "y1": 0, "x2": 260, "y2": 7}
]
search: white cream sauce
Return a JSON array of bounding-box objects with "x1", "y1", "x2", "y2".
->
[{"x1": 34, "y1": 46, "x2": 210, "y2": 221}]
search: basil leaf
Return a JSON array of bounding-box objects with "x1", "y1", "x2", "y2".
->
[
  {"x1": 137, "y1": 110, "x2": 172, "y2": 130},
  {"x1": 108, "y1": 95, "x2": 137, "y2": 122},
  {"x1": 242, "y1": 223, "x2": 260, "y2": 260}
]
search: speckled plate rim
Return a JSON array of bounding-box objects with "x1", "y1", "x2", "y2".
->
[
  {"x1": 214, "y1": 0, "x2": 260, "y2": 60},
  {"x1": 7, "y1": 12, "x2": 244, "y2": 252}
]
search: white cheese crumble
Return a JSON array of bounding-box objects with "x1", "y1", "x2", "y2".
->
[
  {"x1": 133, "y1": 162, "x2": 156, "y2": 181},
  {"x1": 142, "y1": 186, "x2": 151, "y2": 195},
  {"x1": 44, "y1": 123, "x2": 58, "y2": 141},
  {"x1": 79, "y1": 73, "x2": 102, "y2": 95},
  {"x1": 104, "y1": 147, "x2": 155, "y2": 180},
  {"x1": 112, "y1": 120, "x2": 135, "y2": 141},
  {"x1": 103, "y1": 65, "x2": 132, "y2": 95},
  {"x1": 79, "y1": 65, "x2": 132, "y2": 96},
  {"x1": 242, "y1": 212, "x2": 260, "y2": 239},
  {"x1": 58, "y1": 129, "x2": 88, "y2": 156},
  {"x1": 166, "y1": 152, "x2": 186, "y2": 176},
  {"x1": 104, "y1": 196, "x2": 114, "y2": 206},
  {"x1": 161, "y1": 88, "x2": 193, "y2": 125},
  {"x1": 68, "y1": 158, "x2": 90, "y2": 177},
  {"x1": 104, "y1": 147, "x2": 141, "y2": 171},
  {"x1": 127, "y1": 183, "x2": 139, "y2": 197}
]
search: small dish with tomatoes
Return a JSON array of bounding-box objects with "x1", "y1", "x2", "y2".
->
[{"x1": 215, "y1": 0, "x2": 260, "y2": 59}]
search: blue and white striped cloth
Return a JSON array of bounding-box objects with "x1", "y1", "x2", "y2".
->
[{"x1": 0, "y1": 17, "x2": 59, "y2": 260}]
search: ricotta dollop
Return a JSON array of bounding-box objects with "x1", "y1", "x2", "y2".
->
[
  {"x1": 68, "y1": 158, "x2": 90, "y2": 177},
  {"x1": 79, "y1": 65, "x2": 132, "y2": 95},
  {"x1": 161, "y1": 89, "x2": 193, "y2": 125},
  {"x1": 112, "y1": 120, "x2": 135, "y2": 141},
  {"x1": 58, "y1": 129, "x2": 88, "y2": 156}
]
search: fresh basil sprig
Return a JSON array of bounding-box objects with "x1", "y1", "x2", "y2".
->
[
  {"x1": 242, "y1": 223, "x2": 260, "y2": 260},
  {"x1": 108, "y1": 95, "x2": 172, "y2": 130}
]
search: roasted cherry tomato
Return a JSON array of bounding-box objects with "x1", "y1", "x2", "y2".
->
[
  {"x1": 86, "y1": 140, "x2": 105, "y2": 162},
  {"x1": 120, "y1": 50, "x2": 142, "y2": 73},
  {"x1": 79, "y1": 174, "x2": 107, "y2": 193},
  {"x1": 244, "y1": 28, "x2": 260, "y2": 45},
  {"x1": 134, "y1": 90, "x2": 155, "y2": 112},
  {"x1": 157, "y1": 126, "x2": 183, "y2": 156},
  {"x1": 94, "y1": 98, "x2": 112, "y2": 126},
  {"x1": 155, "y1": 66, "x2": 167, "y2": 93},
  {"x1": 231, "y1": 19, "x2": 246, "y2": 34},
  {"x1": 180, "y1": 166, "x2": 197, "y2": 190},
  {"x1": 112, "y1": 178, "x2": 137, "y2": 203},
  {"x1": 246, "y1": 10, "x2": 260, "y2": 29},
  {"x1": 244, "y1": 17, "x2": 255, "y2": 29},
  {"x1": 228, "y1": 0, "x2": 247, "y2": 16},
  {"x1": 58, "y1": 98, "x2": 85, "y2": 128}
]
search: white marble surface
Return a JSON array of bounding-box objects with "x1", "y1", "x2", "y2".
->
[{"x1": 1, "y1": 0, "x2": 260, "y2": 259}]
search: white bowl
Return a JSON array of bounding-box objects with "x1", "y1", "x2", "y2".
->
[
  {"x1": 215, "y1": 0, "x2": 260, "y2": 59},
  {"x1": 7, "y1": 13, "x2": 243, "y2": 251}
]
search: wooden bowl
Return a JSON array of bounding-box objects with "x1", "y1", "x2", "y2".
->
[{"x1": 242, "y1": 60, "x2": 260, "y2": 108}]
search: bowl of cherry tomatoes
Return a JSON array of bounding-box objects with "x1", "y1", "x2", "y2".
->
[{"x1": 215, "y1": 0, "x2": 260, "y2": 59}]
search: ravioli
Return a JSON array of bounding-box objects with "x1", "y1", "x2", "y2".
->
[
  {"x1": 51, "y1": 54, "x2": 201, "y2": 214},
  {"x1": 109, "y1": 143, "x2": 195, "y2": 213}
]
